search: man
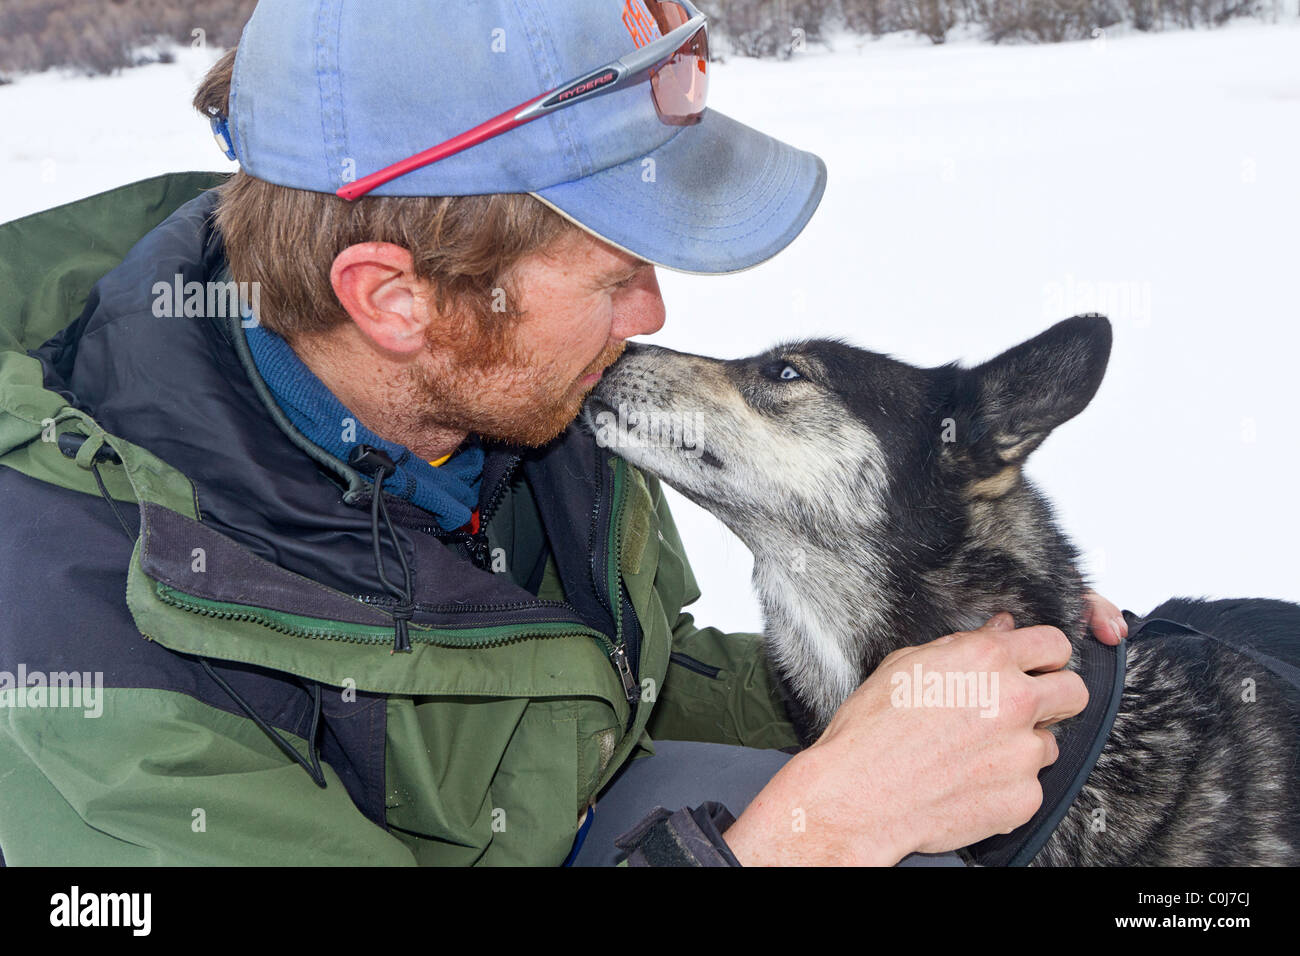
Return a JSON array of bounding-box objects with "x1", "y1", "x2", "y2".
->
[{"x1": 0, "y1": 1, "x2": 1124, "y2": 866}]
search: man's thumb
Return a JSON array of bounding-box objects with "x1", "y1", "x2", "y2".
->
[{"x1": 982, "y1": 612, "x2": 1015, "y2": 630}]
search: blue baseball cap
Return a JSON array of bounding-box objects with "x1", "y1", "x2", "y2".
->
[{"x1": 223, "y1": 0, "x2": 826, "y2": 275}]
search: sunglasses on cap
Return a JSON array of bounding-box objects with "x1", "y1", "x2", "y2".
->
[{"x1": 335, "y1": 0, "x2": 709, "y2": 202}]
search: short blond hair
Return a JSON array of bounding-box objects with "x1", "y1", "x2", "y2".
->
[{"x1": 193, "y1": 48, "x2": 580, "y2": 342}]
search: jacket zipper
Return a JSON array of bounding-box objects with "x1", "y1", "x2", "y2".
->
[
  {"x1": 479, "y1": 454, "x2": 522, "y2": 530},
  {"x1": 367, "y1": 455, "x2": 521, "y2": 567},
  {"x1": 604, "y1": 457, "x2": 641, "y2": 727},
  {"x1": 351, "y1": 593, "x2": 570, "y2": 615},
  {"x1": 609, "y1": 643, "x2": 637, "y2": 706},
  {"x1": 153, "y1": 582, "x2": 620, "y2": 655},
  {"x1": 435, "y1": 453, "x2": 521, "y2": 569},
  {"x1": 669, "y1": 652, "x2": 722, "y2": 680}
]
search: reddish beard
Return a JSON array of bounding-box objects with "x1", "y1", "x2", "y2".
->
[{"x1": 413, "y1": 323, "x2": 626, "y2": 448}]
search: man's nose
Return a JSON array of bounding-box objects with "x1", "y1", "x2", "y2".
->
[{"x1": 612, "y1": 269, "x2": 666, "y2": 341}]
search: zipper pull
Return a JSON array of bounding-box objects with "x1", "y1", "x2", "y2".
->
[{"x1": 610, "y1": 643, "x2": 638, "y2": 706}]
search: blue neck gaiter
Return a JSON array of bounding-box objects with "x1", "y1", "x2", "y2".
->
[{"x1": 244, "y1": 323, "x2": 484, "y2": 532}]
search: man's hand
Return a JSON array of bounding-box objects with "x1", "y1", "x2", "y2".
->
[
  {"x1": 1084, "y1": 590, "x2": 1128, "y2": 646},
  {"x1": 723, "y1": 613, "x2": 1089, "y2": 866}
]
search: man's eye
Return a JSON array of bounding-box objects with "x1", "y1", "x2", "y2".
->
[{"x1": 612, "y1": 267, "x2": 645, "y2": 290}]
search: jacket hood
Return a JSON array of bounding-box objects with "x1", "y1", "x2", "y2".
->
[{"x1": 30, "y1": 185, "x2": 408, "y2": 599}]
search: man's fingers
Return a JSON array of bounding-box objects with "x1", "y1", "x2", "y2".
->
[
  {"x1": 1084, "y1": 589, "x2": 1127, "y2": 646},
  {"x1": 1035, "y1": 728, "x2": 1060, "y2": 769},
  {"x1": 1029, "y1": 669, "x2": 1090, "y2": 727},
  {"x1": 1008, "y1": 624, "x2": 1073, "y2": 674}
]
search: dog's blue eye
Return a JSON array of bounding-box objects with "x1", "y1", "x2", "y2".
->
[
  {"x1": 761, "y1": 360, "x2": 803, "y2": 383},
  {"x1": 769, "y1": 361, "x2": 800, "y2": 382}
]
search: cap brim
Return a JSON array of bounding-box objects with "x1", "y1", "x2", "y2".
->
[{"x1": 530, "y1": 109, "x2": 826, "y2": 276}]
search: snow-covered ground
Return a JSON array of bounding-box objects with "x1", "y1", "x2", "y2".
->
[{"x1": 2, "y1": 23, "x2": 1297, "y2": 634}]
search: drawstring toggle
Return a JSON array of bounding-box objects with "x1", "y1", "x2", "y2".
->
[{"x1": 349, "y1": 444, "x2": 417, "y2": 654}]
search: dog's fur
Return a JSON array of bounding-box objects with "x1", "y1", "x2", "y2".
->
[{"x1": 585, "y1": 315, "x2": 1300, "y2": 865}]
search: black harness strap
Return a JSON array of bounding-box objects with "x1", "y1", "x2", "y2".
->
[
  {"x1": 966, "y1": 609, "x2": 1300, "y2": 866},
  {"x1": 966, "y1": 621, "x2": 1128, "y2": 867},
  {"x1": 1122, "y1": 613, "x2": 1300, "y2": 693}
]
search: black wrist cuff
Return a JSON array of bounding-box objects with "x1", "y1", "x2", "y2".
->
[{"x1": 615, "y1": 802, "x2": 742, "y2": 867}]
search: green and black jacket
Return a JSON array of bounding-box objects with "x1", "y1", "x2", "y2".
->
[{"x1": 0, "y1": 172, "x2": 799, "y2": 865}]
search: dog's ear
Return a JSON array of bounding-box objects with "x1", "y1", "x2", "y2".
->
[{"x1": 955, "y1": 314, "x2": 1112, "y2": 481}]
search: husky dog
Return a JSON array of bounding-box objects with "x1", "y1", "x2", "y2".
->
[{"x1": 585, "y1": 315, "x2": 1300, "y2": 866}]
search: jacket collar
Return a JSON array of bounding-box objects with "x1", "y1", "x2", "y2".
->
[
  {"x1": 29, "y1": 187, "x2": 626, "y2": 643},
  {"x1": 243, "y1": 320, "x2": 484, "y2": 533}
]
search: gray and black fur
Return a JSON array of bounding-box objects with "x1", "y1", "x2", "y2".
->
[{"x1": 585, "y1": 315, "x2": 1300, "y2": 866}]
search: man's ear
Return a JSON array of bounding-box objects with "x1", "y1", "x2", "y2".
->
[
  {"x1": 954, "y1": 314, "x2": 1112, "y2": 482},
  {"x1": 330, "y1": 243, "x2": 430, "y2": 358}
]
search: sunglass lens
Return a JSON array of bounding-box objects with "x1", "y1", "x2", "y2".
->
[{"x1": 644, "y1": 1, "x2": 708, "y2": 126}]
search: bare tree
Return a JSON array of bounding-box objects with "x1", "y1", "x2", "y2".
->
[
  {"x1": 0, "y1": 0, "x2": 1279, "y2": 79},
  {"x1": 895, "y1": 0, "x2": 962, "y2": 42},
  {"x1": 0, "y1": 0, "x2": 256, "y2": 78}
]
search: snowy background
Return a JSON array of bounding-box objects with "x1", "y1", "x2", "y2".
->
[{"x1": 2, "y1": 21, "x2": 1297, "y2": 633}]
